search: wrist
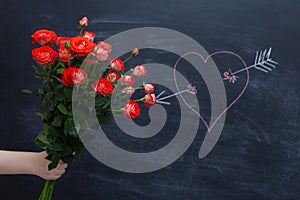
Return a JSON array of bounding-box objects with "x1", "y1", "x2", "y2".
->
[{"x1": 27, "y1": 151, "x2": 43, "y2": 176}]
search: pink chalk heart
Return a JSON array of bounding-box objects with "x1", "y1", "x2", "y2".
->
[{"x1": 173, "y1": 51, "x2": 250, "y2": 133}]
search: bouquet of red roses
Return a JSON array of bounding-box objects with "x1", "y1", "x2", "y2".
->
[{"x1": 23, "y1": 17, "x2": 157, "y2": 200}]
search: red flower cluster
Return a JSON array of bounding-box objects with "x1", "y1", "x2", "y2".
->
[{"x1": 31, "y1": 16, "x2": 156, "y2": 120}]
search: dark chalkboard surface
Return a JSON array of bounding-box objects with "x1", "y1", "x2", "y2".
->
[{"x1": 0, "y1": 0, "x2": 299, "y2": 199}]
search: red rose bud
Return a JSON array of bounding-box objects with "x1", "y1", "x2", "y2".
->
[
  {"x1": 110, "y1": 58, "x2": 124, "y2": 72},
  {"x1": 93, "y1": 42, "x2": 112, "y2": 61},
  {"x1": 70, "y1": 36, "x2": 96, "y2": 57},
  {"x1": 56, "y1": 37, "x2": 71, "y2": 47},
  {"x1": 32, "y1": 30, "x2": 57, "y2": 46},
  {"x1": 144, "y1": 84, "x2": 155, "y2": 93},
  {"x1": 106, "y1": 71, "x2": 120, "y2": 83},
  {"x1": 93, "y1": 78, "x2": 114, "y2": 96},
  {"x1": 132, "y1": 48, "x2": 139, "y2": 56},
  {"x1": 134, "y1": 65, "x2": 147, "y2": 78},
  {"x1": 32, "y1": 46, "x2": 58, "y2": 66},
  {"x1": 79, "y1": 17, "x2": 88, "y2": 27},
  {"x1": 124, "y1": 86, "x2": 135, "y2": 97},
  {"x1": 144, "y1": 93, "x2": 156, "y2": 108},
  {"x1": 124, "y1": 100, "x2": 141, "y2": 119},
  {"x1": 83, "y1": 31, "x2": 96, "y2": 42},
  {"x1": 120, "y1": 75, "x2": 135, "y2": 87},
  {"x1": 59, "y1": 46, "x2": 74, "y2": 63},
  {"x1": 62, "y1": 67, "x2": 88, "y2": 87}
]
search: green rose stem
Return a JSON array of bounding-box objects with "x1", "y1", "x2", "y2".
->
[
  {"x1": 123, "y1": 54, "x2": 133, "y2": 63},
  {"x1": 134, "y1": 97, "x2": 145, "y2": 102},
  {"x1": 39, "y1": 180, "x2": 56, "y2": 200}
]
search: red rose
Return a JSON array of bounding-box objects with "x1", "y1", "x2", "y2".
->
[
  {"x1": 106, "y1": 71, "x2": 120, "y2": 83},
  {"x1": 32, "y1": 30, "x2": 57, "y2": 46},
  {"x1": 144, "y1": 93, "x2": 156, "y2": 107},
  {"x1": 93, "y1": 78, "x2": 114, "y2": 96},
  {"x1": 62, "y1": 67, "x2": 88, "y2": 87},
  {"x1": 120, "y1": 75, "x2": 135, "y2": 87},
  {"x1": 70, "y1": 36, "x2": 96, "y2": 57},
  {"x1": 144, "y1": 84, "x2": 155, "y2": 93},
  {"x1": 124, "y1": 100, "x2": 141, "y2": 119},
  {"x1": 32, "y1": 46, "x2": 58, "y2": 66},
  {"x1": 134, "y1": 65, "x2": 147, "y2": 78},
  {"x1": 59, "y1": 47, "x2": 74, "y2": 63},
  {"x1": 110, "y1": 58, "x2": 124, "y2": 72},
  {"x1": 83, "y1": 31, "x2": 96, "y2": 42},
  {"x1": 93, "y1": 42, "x2": 112, "y2": 61}
]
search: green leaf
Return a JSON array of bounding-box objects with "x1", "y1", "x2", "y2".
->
[
  {"x1": 21, "y1": 89, "x2": 33, "y2": 94},
  {"x1": 57, "y1": 103, "x2": 69, "y2": 115},
  {"x1": 48, "y1": 154, "x2": 60, "y2": 170},
  {"x1": 62, "y1": 146, "x2": 73, "y2": 157},
  {"x1": 98, "y1": 115, "x2": 113, "y2": 125},
  {"x1": 61, "y1": 155, "x2": 74, "y2": 164},
  {"x1": 52, "y1": 75, "x2": 63, "y2": 83},
  {"x1": 35, "y1": 112, "x2": 43, "y2": 120},
  {"x1": 51, "y1": 116, "x2": 63, "y2": 127},
  {"x1": 65, "y1": 118, "x2": 77, "y2": 137},
  {"x1": 63, "y1": 87, "x2": 72, "y2": 100},
  {"x1": 49, "y1": 143, "x2": 64, "y2": 151},
  {"x1": 56, "y1": 68, "x2": 65, "y2": 74},
  {"x1": 34, "y1": 139, "x2": 47, "y2": 148},
  {"x1": 43, "y1": 110, "x2": 52, "y2": 122}
]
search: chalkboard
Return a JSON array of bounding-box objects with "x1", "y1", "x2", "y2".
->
[{"x1": 0, "y1": 0, "x2": 299, "y2": 199}]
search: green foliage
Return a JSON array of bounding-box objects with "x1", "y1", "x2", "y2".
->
[{"x1": 28, "y1": 47, "x2": 120, "y2": 171}]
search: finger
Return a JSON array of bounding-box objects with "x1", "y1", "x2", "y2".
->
[
  {"x1": 56, "y1": 163, "x2": 68, "y2": 170},
  {"x1": 50, "y1": 168, "x2": 66, "y2": 176}
]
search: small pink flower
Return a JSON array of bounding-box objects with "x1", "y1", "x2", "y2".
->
[
  {"x1": 121, "y1": 75, "x2": 135, "y2": 87},
  {"x1": 134, "y1": 65, "x2": 147, "y2": 78},
  {"x1": 110, "y1": 58, "x2": 124, "y2": 72},
  {"x1": 144, "y1": 84, "x2": 155, "y2": 93},
  {"x1": 93, "y1": 42, "x2": 112, "y2": 62},
  {"x1": 124, "y1": 86, "x2": 135, "y2": 97},
  {"x1": 83, "y1": 31, "x2": 96, "y2": 42},
  {"x1": 106, "y1": 71, "x2": 120, "y2": 83},
  {"x1": 79, "y1": 17, "x2": 88, "y2": 27},
  {"x1": 97, "y1": 41, "x2": 112, "y2": 53},
  {"x1": 132, "y1": 48, "x2": 139, "y2": 56},
  {"x1": 73, "y1": 69, "x2": 88, "y2": 85},
  {"x1": 144, "y1": 93, "x2": 156, "y2": 108}
]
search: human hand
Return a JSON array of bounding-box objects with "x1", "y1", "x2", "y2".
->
[{"x1": 32, "y1": 151, "x2": 68, "y2": 180}]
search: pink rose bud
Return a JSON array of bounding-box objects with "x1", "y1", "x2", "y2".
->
[
  {"x1": 134, "y1": 65, "x2": 147, "y2": 78},
  {"x1": 132, "y1": 48, "x2": 139, "y2": 56},
  {"x1": 110, "y1": 58, "x2": 125, "y2": 72},
  {"x1": 97, "y1": 41, "x2": 112, "y2": 53},
  {"x1": 93, "y1": 46, "x2": 109, "y2": 62},
  {"x1": 144, "y1": 93, "x2": 156, "y2": 108},
  {"x1": 120, "y1": 75, "x2": 135, "y2": 87},
  {"x1": 79, "y1": 17, "x2": 88, "y2": 27},
  {"x1": 124, "y1": 86, "x2": 135, "y2": 97},
  {"x1": 83, "y1": 31, "x2": 96, "y2": 42},
  {"x1": 144, "y1": 84, "x2": 155, "y2": 93},
  {"x1": 106, "y1": 71, "x2": 120, "y2": 83}
]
